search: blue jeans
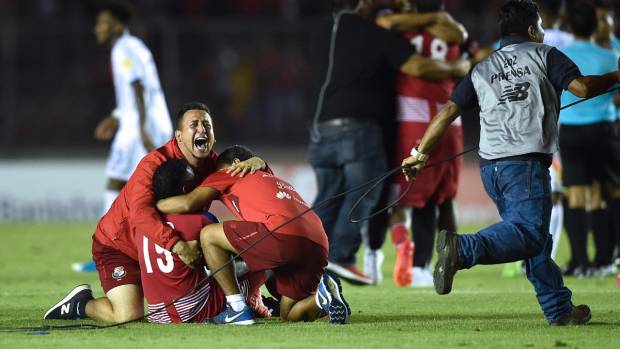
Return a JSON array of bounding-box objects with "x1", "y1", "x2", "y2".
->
[
  {"x1": 307, "y1": 122, "x2": 387, "y2": 265},
  {"x1": 458, "y1": 160, "x2": 572, "y2": 323}
]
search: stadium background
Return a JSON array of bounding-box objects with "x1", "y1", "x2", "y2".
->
[{"x1": 1, "y1": 0, "x2": 620, "y2": 223}]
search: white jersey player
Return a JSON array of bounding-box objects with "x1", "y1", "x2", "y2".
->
[
  {"x1": 93, "y1": 3, "x2": 172, "y2": 212},
  {"x1": 73, "y1": 2, "x2": 172, "y2": 273}
]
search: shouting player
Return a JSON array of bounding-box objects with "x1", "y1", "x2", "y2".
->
[
  {"x1": 43, "y1": 103, "x2": 267, "y2": 323},
  {"x1": 157, "y1": 145, "x2": 350, "y2": 325},
  {"x1": 74, "y1": 1, "x2": 173, "y2": 272}
]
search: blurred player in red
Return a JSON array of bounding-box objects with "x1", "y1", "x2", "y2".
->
[
  {"x1": 139, "y1": 159, "x2": 270, "y2": 323},
  {"x1": 376, "y1": 0, "x2": 468, "y2": 287},
  {"x1": 157, "y1": 145, "x2": 349, "y2": 325},
  {"x1": 43, "y1": 103, "x2": 267, "y2": 323}
]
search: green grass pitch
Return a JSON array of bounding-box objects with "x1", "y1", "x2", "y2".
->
[{"x1": 0, "y1": 222, "x2": 619, "y2": 348}]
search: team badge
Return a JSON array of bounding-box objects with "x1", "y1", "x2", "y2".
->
[{"x1": 112, "y1": 266, "x2": 126, "y2": 280}]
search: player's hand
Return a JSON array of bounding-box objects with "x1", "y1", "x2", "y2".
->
[
  {"x1": 94, "y1": 116, "x2": 118, "y2": 140},
  {"x1": 401, "y1": 155, "x2": 425, "y2": 182},
  {"x1": 375, "y1": 15, "x2": 392, "y2": 30},
  {"x1": 140, "y1": 128, "x2": 155, "y2": 152},
  {"x1": 451, "y1": 59, "x2": 471, "y2": 78},
  {"x1": 227, "y1": 157, "x2": 266, "y2": 177},
  {"x1": 172, "y1": 240, "x2": 202, "y2": 268}
]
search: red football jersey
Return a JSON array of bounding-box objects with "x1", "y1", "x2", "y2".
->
[
  {"x1": 397, "y1": 31, "x2": 460, "y2": 101},
  {"x1": 396, "y1": 31, "x2": 461, "y2": 124},
  {"x1": 200, "y1": 170, "x2": 328, "y2": 250},
  {"x1": 94, "y1": 139, "x2": 218, "y2": 260},
  {"x1": 137, "y1": 213, "x2": 223, "y2": 323}
]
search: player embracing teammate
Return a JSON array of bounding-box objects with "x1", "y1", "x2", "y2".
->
[{"x1": 375, "y1": 0, "x2": 468, "y2": 287}]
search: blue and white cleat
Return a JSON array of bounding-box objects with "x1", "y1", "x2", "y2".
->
[
  {"x1": 207, "y1": 304, "x2": 255, "y2": 325},
  {"x1": 315, "y1": 272, "x2": 350, "y2": 324},
  {"x1": 71, "y1": 260, "x2": 97, "y2": 273}
]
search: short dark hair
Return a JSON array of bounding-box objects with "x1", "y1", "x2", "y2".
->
[
  {"x1": 152, "y1": 159, "x2": 193, "y2": 202},
  {"x1": 498, "y1": 0, "x2": 540, "y2": 37},
  {"x1": 174, "y1": 102, "x2": 210, "y2": 130},
  {"x1": 416, "y1": 0, "x2": 444, "y2": 13},
  {"x1": 216, "y1": 145, "x2": 255, "y2": 168},
  {"x1": 98, "y1": 1, "x2": 132, "y2": 24},
  {"x1": 537, "y1": 0, "x2": 562, "y2": 18},
  {"x1": 566, "y1": 1, "x2": 598, "y2": 37}
]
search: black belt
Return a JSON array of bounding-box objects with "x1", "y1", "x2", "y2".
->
[{"x1": 480, "y1": 153, "x2": 552, "y2": 167}]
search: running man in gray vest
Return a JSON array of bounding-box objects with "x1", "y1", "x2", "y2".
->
[{"x1": 401, "y1": 0, "x2": 618, "y2": 325}]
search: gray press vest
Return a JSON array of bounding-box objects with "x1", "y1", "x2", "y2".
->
[{"x1": 471, "y1": 41, "x2": 559, "y2": 160}]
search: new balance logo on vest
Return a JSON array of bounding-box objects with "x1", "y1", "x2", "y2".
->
[{"x1": 498, "y1": 82, "x2": 531, "y2": 105}]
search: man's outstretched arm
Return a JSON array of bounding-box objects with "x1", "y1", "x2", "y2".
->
[
  {"x1": 402, "y1": 101, "x2": 462, "y2": 181},
  {"x1": 567, "y1": 72, "x2": 618, "y2": 98},
  {"x1": 157, "y1": 187, "x2": 220, "y2": 214},
  {"x1": 377, "y1": 12, "x2": 468, "y2": 44},
  {"x1": 400, "y1": 54, "x2": 470, "y2": 80}
]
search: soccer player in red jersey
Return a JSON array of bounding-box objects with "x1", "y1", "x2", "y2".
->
[
  {"x1": 43, "y1": 103, "x2": 267, "y2": 323},
  {"x1": 138, "y1": 159, "x2": 269, "y2": 323},
  {"x1": 157, "y1": 145, "x2": 350, "y2": 325},
  {"x1": 376, "y1": 0, "x2": 468, "y2": 287}
]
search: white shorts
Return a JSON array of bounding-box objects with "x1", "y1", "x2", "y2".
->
[
  {"x1": 550, "y1": 157, "x2": 562, "y2": 194},
  {"x1": 105, "y1": 131, "x2": 147, "y2": 181}
]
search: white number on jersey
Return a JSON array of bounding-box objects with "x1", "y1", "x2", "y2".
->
[
  {"x1": 409, "y1": 35, "x2": 449, "y2": 62},
  {"x1": 143, "y1": 236, "x2": 174, "y2": 274}
]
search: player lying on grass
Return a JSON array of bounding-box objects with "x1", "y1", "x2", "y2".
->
[
  {"x1": 43, "y1": 102, "x2": 267, "y2": 323},
  {"x1": 157, "y1": 145, "x2": 350, "y2": 325}
]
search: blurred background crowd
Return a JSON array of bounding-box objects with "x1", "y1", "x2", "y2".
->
[{"x1": 5, "y1": 0, "x2": 619, "y2": 155}]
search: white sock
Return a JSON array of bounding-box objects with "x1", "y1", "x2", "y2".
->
[
  {"x1": 550, "y1": 202, "x2": 563, "y2": 260},
  {"x1": 226, "y1": 294, "x2": 246, "y2": 312},
  {"x1": 102, "y1": 190, "x2": 119, "y2": 216}
]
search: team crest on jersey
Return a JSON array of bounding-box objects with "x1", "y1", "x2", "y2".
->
[{"x1": 112, "y1": 266, "x2": 126, "y2": 280}]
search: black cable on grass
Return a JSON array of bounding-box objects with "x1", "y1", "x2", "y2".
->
[
  {"x1": 348, "y1": 146, "x2": 479, "y2": 223},
  {"x1": 4, "y1": 85, "x2": 618, "y2": 333},
  {"x1": 2, "y1": 157, "x2": 414, "y2": 334}
]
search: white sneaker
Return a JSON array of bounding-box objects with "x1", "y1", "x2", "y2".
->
[
  {"x1": 411, "y1": 266, "x2": 433, "y2": 288},
  {"x1": 363, "y1": 248, "x2": 384, "y2": 285}
]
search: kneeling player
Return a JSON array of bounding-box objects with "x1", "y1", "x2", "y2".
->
[
  {"x1": 139, "y1": 159, "x2": 271, "y2": 323},
  {"x1": 43, "y1": 159, "x2": 271, "y2": 323},
  {"x1": 157, "y1": 145, "x2": 350, "y2": 325}
]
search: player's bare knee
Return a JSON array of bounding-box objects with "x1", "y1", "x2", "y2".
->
[
  {"x1": 565, "y1": 186, "x2": 587, "y2": 208},
  {"x1": 200, "y1": 225, "x2": 216, "y2": 246},
  {"x1": 113, "y1": 307, "x2": 143, "y2": 323},
  {"x1": 278, "y1": 298, "x2": 295, "y2": 321}
]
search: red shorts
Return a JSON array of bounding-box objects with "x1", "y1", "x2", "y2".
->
[
  {"x1": 92, "y1": 236, "x2": 141, "y2": 294},
  {"x1": 223, "y1": 221, "x2": 327, "y2": 301},
  {"x1": 394, "y1": 122, "x2": 463, "y2": 208}
]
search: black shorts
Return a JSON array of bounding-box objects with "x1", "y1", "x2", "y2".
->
[{"x1": 559, "y1": 121, "x2": 620, "y2": 186}]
